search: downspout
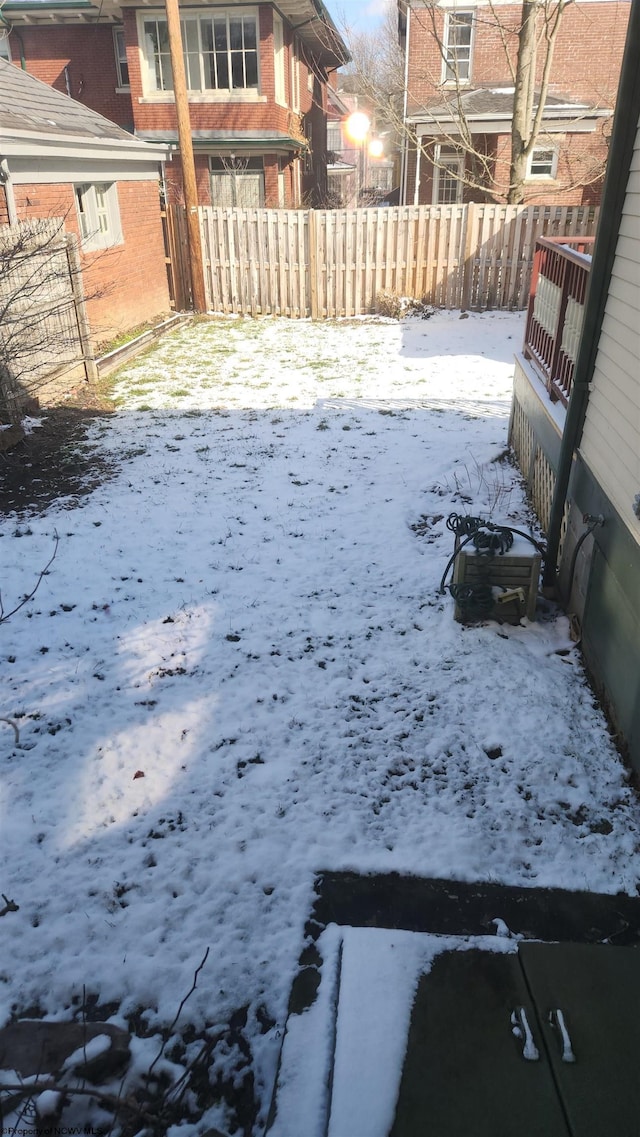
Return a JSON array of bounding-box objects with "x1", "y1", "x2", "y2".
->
[
  {"x1": 542, "y1": 0, "x2": 640, "y2": 589},
  {"x1": 399, "y1": 1, "x2": 411, "y2": 206},
  {"x1": 0, "y1": 157, "x2": 18, "y2": 225},
  {"x1": 0, "y1": 12, "x2": 26, "y2": 69}
]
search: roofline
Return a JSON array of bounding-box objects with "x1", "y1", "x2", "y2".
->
[
  {"x1": 135, "y1": 130, "x2": 307, "y2": 152},
  {"x1": 1, "y1": 129, "x2": 172, "y2": 161},
  {"x1": 408, "y1": 108, "x2": 612, "y2": 133},
  {"x1": 2, "y1": 0, "x2": 351, "y2": 65}
]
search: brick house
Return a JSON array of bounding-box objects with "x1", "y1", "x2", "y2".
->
[
  {"x1": 1, "y1": 0, "x2": 349, "y2": 208},
  {"x1": 0, "y1": 57, "x2": 171, "y2": 349},
  {"x1": 397, "y1": 0, "x2": 630, "y2": 205}
]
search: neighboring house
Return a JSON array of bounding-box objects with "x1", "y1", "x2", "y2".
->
[
  {"x1": 327, "y1": 84, "x2": 396, "y2": 208},
  {"x1": 0, "y1": 57, "x2": 170, "y2": 347},
  {"x1": 1, "y1": 0, "x2": 349, "y2": 208},
  {"x1": 509, "y1": 0, "x2": 640, "y2": 768},
  {"x1": 397, "y1": 0, "x2": 630, "y2": 205}
]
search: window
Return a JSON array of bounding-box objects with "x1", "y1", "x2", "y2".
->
[
  {"x1": 327, "y1": 122, "x2": 342, "y2": 154},
  {"x1": 210, "y1": 157, "x2": 264, "y2": 207},
  {"x1": 75, "y1": 183, "x2": 123, "y2": 250},
  {"x1": 273, "y1": 13, "x2": 285, "y2": 106},
  {"x1": 0, "y1": 34, "x2": 11, "y2": 61},
  {"x1": 113, "y1": 26, "x2": 129, "y2": 87},
  {"x1": 433, "y1": 146, "x2": 464, "y2": 204},
  {"x1": 290, "y1": 42, "x2": 300, "y2": 112},
  {"x1": 442, "y1": 11, "x2": 473, "y2": 84},
  {"x1": 527, "y1": 147, "x2": 558, "y2": 179},
  {"x1": 142, "y1": 9, "x2": 259, "y2": 93}
]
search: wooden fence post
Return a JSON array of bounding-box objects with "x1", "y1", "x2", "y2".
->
[
  {"x1": 460, "y1": 202, "x2": 476, "y2": 312},
  {"x1": 308, "y1": 208, "x2": 319, "y2": 320}
]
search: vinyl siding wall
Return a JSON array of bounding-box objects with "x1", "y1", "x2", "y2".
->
[{"x1": 579, "y1": 122, "x2": 640, "y2": 539}]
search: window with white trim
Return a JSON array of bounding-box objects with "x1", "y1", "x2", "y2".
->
[
  {"x1": 75, "y1": 183, "x2": 123, "y2": 250},
  {"x1": 327, "y1": 122, "x2": 342, "y2": 153},
  {"x1": 290, "y1": 40, "x2": 300, "y2": 112},
  {"x1": 210, "y1": 156, "x2": 264, "y2": 206},
  {"x1": 0, "y1": 33, "x2": 11, "y2": 60},
  {"x1": 433, "y1": 146, "x2": 464, "y2": 204},
  {"x1": 141, "y1": 9, "x2": 259, "y2": 93},
  {"x1": 273, "y1": 13, "x2": 286, "y2": 106},
  {"x1": 527, "y1": 146, "x2": 558, "y2": 179},
  {"x1": 442, "y1": 11, "x2": 473, "y2": 84},
  {"x1": 113, "y1": 26, "x2": 129, "y2": 87}
]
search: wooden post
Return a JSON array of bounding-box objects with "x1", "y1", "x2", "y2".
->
[
  {"x1": 460, "y1": 202, "x2": 476, "y2": 312},
  {"x1": 66, "y1": 234, "x2": 98, "y2": 382},
  {"x1": 164, "y1": 0, "x2": 207, "y2": 313},
  {"x1": 309, "y1": 205, "x2": 318, "y2": 318}
]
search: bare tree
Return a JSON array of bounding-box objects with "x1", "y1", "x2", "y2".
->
[
  {"x1": 340, "y1": 0, "x2": 609, "y2": 205},
  {"x1": 0, "y1": 216, "x2": 98, "y2": 424}
]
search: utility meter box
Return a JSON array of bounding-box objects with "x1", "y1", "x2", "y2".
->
[{"x1": 452, "y1": 535, "x2": 541, "y2": 623}]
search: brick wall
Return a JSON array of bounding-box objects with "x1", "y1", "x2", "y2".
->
[
  {"x1": 10, "y1": 179, "x2": 170, "y2": 347},
  {"x1": 408, "y1": 124, "x2": 610, "y2": 206},
  {"x1": 10, "y1": 24, "x2": 134, "y2": 130},
  {"x1": 406, "y1": 1, "x2": 629, "y2": 110},
  {"x1": 125, "y1": 7, "x2": 292, "y2": 137}
]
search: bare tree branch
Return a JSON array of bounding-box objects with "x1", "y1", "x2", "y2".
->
[{"x1": 0, "y1": 531, "x2": 59, "y2": 625}]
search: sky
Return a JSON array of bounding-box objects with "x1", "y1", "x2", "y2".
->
[
  {"x1": 2, "y1": 310, "x2": 639, "y2": 1136},
  {"x1": 325, "y1": 0, "x2": 391, "y2": 36}
]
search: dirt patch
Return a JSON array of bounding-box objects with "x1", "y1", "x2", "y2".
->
[{"x1": 0, "y1": 382, "x2": 116, "y2": 517}]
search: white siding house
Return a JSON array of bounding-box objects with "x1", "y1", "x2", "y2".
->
[
  {"x1": 579, "y1": 135, "x2": 640, "y2": 533},
  {"x1": 508, "y1": 0, "x2": 640, "y2": 769}
]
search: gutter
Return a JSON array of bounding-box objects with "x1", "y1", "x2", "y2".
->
[
  {"x1": 0, "y1": 9, "x2": 26, "y2": 69},
  {"x1": 399, "y1": 0, "x2": 411, "y2": 206},
  {"x1": 0, "y1": 156, "x2": 18, "y2": 224},
  {"x1": 542, "y1": 0, "x2": 640, "y2": 589}
]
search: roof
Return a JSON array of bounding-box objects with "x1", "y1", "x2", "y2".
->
[
  {"x1": 0, "y1": 56, "x2": 170, "y2": 160},
  {"x1": 1, "y1": 0, "x2": 351, "y2": 68},
  {"x1": 135, "y1": 128, "x2": 307, "y2": 153},
  {"x1": 408, "y1": 85, "x2": 613, "y2": 134}
]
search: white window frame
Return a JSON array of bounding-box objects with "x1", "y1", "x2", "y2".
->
[
  {"x1": 75, "y1": 183, "x2": 123, "y2": 250},
  {"x1": 290, "y1": 39, "x2": 300, "y2": 112},
  {"x1": 273, "y1": 12, "x2": 286, "y2": 106},
  {"x1": 0, "y1": 33, "x2": 11, "y2": 61},
  {"x1": 209, "y1": 156, "x2": 265, "y2": 207},
  {"x1": 526, "y1": 146, "x2": 559, "y2": 180},
  {"x1": 432, "y1": 145, "x2": 464, "y2": 204},
  {"x1": 327, "y1": 122, "x2": 342, "y2": 154},
  {"x1": 442, "y1": 10, "x2": 473, "y2": 85},
  {"x1": 113, "y1": 26, "x2": 130, "y2": 89},
  {"x1": 138, "y1": 7, "x2": 260, "y2": 96}
]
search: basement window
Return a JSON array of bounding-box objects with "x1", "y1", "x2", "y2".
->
[{"x1": 75, "y1": 183, "x2": 123, "y2": 250}]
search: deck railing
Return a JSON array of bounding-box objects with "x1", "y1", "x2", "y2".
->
[{"x1": 523, "y1": 236, "x2": 594, "y2": 406}]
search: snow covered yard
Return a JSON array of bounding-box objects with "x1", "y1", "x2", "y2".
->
[{"x1": 2, "y1": 310, "x2": 640, "y2": 1135}]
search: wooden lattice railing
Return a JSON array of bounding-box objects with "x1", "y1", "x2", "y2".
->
[{"x1": 523, "y1": 236, "x2": 594, "y2": 406}]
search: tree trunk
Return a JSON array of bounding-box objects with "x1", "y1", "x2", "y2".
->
[{"x1": 509, "y1": 0, "x2": 538, "y2": 204}]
